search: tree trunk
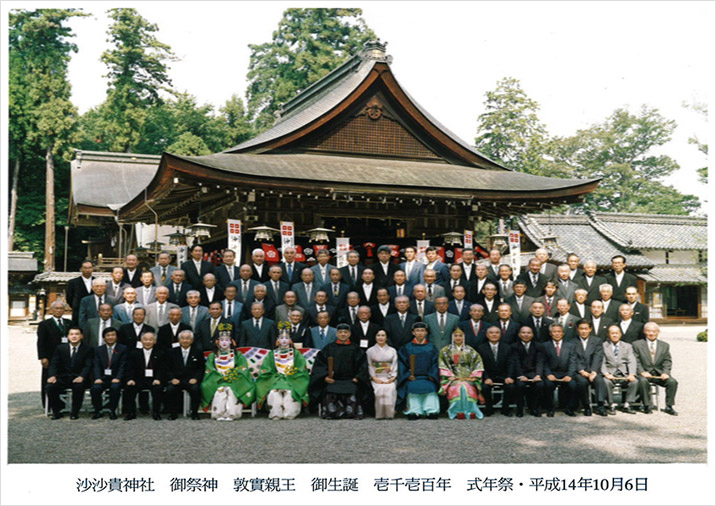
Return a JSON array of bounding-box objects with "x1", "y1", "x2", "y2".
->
[
  {"x1": 44, "y1": 145, "x2": 55, "y2": 271},
  {"x1": 8, "y1": 158, "x2": 20, "y2": 251}
]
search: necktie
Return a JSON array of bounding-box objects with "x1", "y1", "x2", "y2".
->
[
  {"x1": 614, "y1": 344, "x2": 619, "y2": 358},
  {"x1": 418, "y1": 301, "x2": 424, "y2": 318},
  {"x1": 56, "y1": 318, "x2": 64, "y2": 334},
  {"x1": 183, "y1": 350, "x2": 188, "y2": 366},
  {"x1": 351, "y1": 306, "x2": 357, "y2": 323},
  {"x1": 161, "y1": 267, "x2": 167, "y2": 283},
  {"x1": 97, "y1": 296, "x2": 102, "y2": 311},
  {"x1": 158, "y1": 304, "x2": 164, "y2": 323},
  {"x1": 211, "y1": 318, "x2": 218, "y2": 335},
  {"x1": 114, "y1": 285, "x2": 119, "y2": 298},
  {"x1": 175, "y1": 283, "x2": 180, "y2": 295},
  {"x1": 101, "y1": 319, "x2": 107, "y2": 336},
  {"x1": 319, "y1": 305, "x2": 325, "y2": 312},
  {"x1": 320, "y1": 328, "x2": 326, "y2": 342},
  {"x1": 492, "y1": 345, "x2": 498, "y2": 362},
  {"x1": 555, "y1": 341, "x2": 561, "y2": 357},
  {"x1": 287, "y1": 263, "x2": 293, "y2": 279},
  {"x1": 524, "y1": 342, "x2": 529, "y2": 352},
  {"x1": 532, "y1": 274, "x2": 537, "y2": 286},
  {"x1": 306, "y1": 284, "x2": 311, "y2": 302},
  {"x1": 190, "y1": 307, "x2": 196, "y2": 327},
  {"x1": 255, "y1": 319, "x2": 260, "y2": 332},
  {"x1": 503, "y1": 281, "x2": 508, "y2": 293},
  {"x1": 428, "y1": 285, "x2": 433, "y2": 297},
  {"x1": 107, "y1": 347, "x2": 113, "y2": 368},
  {"x1": 351, "y1": 266, "x2": 356, "y2": 283},
  {"x1": 400, "y1": 313, "x2": 405, "y2": 327},
  {"x1": 227, "y1": 265, "x2": 233, "y2": 282},
  {"x1": 397, "y1": 286, "x2": 403, "y2": 296},
  {"x1": 517, "y1": 297, "x2": 522, "y2": 311},
  {"x1": 71, "y1": 346, "x2": 77, "y2": 366},
  {"x1": 650, "y1": 341, "x2": 656, "y2": 360},
  {"x1": 452, "y1": 280, "x2": 457, "y2": 290},
  {"x1": 333, "y1": 284, "x2": 339, "y2": 297},
  {"x1": 502, "y1": 321, "x2": 507, "y2": 336},
  {"x1": 226, "y1": 301, "x2": 232, "y2": 318},
  {"x1": 273, "y1": 282, "x2": 280, "y2": 304},
  {"x1": 439, "y1": 312, "x2": 445, "y2": 332},
  {"x1": 242, "y1": 281, "x2": 248, "y2": 300}
]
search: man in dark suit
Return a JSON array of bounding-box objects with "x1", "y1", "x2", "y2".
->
[
  {"x1": 78, "y1": 278, "x2": 110, "y2": 329},
  {"x1": 573, "y1": 319, "x2": 607, "y2": 416},
  {"x1": 616, "y1": 303, "x2": 645, "y2": 344},
  {"x1": 122, "y1": 254, "x2": 144, "y2": 288},
  {"x1": 383, "y1": 296, "x2": 418, "y2": 350},
  {"x1": 240, "y1": 284, "x2": 276, "y2": 322},
  {"x1": 494, "y1": 304, "x2": 521, "y2": 345},
  {"x1": 508, "y1": 325, "x2": 544, "y2": 417},
  {"x1": 351, "y1": 306, "x2": 381, "y2": 350},
  {"x1": 66, "y1": 260, "x2": 95, "y2": 325},
  {"x1": 555, "y1": 264, "x2": 580, "y2": 303},
  {"x1": 196, "y1": 302, "x2": 234, "y2": 353},
  {"x1": 409, "y1": 284, "x2": 435, "y2": 321},
  {"x1": 307, "y1": 312, "x2": 337, "y2": 350},
  {"x1": 517, "y1": 258, "x2": 548, "y2": 298},
  {"x1": 198, "y1": 273, "x2": 224, "y2": 307},
  {"x1": 633, "y1": 322, "x2": 678, "y2": 415},
  {"x1": 372, "y1": 245, "x2": 399, "y2": 289},
  {"x1": 459, "y1": 304, "x2": 489, "y2": 350},
  {"x1": 157, "y1": 307, "x2": 192, "y2": 351},
  {"x1": 535, "y1": 281, "x2": 560, "y2": 318},
  {"x1": 324, "y1": 268, "x2": 351, "y2": 310},
  {"x1": 496, "y1": 264, "x2": 515, "y2": 301},
  {"x1": 447, "y1": 285, "x2": 471, "y2": 322},
  {"x1": 422, "y1": 269, "x2": 446, "y2": 303},
  {"x1": 221, "y1": 285, "x2": 243, "y2": 329},
  {"x1": 250, "y1": 248, "x2": 270, "y2": 283},
  {"x1": 386, "y1": 270, "x2": 411, "y2": 302},
  {"x1": 230, "y1": 264, "x2": 261, "y2": 305},
  {"x1": 578, "y1": 260, "x2": 608, "y2": 304},
  {"x1": 356, "y1": 268, "x2": 379, "y2": 306},
  {"x1": 287, "y1": 309, "x2": 310, "y2": 346},
  {"x1": 525, "y1": 301, "x2": 554, "y2": 343},
  {"x1": 238, "y1": 303, "x2": 277, "y2": 348},
  {"x1": 339, "y1": 250, "x2": 365, "y2": 289},
  {"x1": 182, "y1": 291, "x2": 210, "y2": 331},
  {"x1": 166, "y1": 269, "x2": 192, "y2": 307},
  {"x1": 553, "y1": 298, "x2": 580, "y2": 342},
  {"x1": 503, "y1": 280, "x2": 535, "y2": 324},
  {"x1": 46, "y1": 327, "x2": 94, "y2": 420},
  {"x1": 458, "y1": 248, "x2": 478, "y2": 286},
  {"x1": 37, "y1": 300, "x2": 72, "y2": 407},
  {"x1": 279, "y1": 246, "x2": 305, "y2": 285},
  {"x1": 124, "y1": 330, "x2": 164, "y2": 420},
  {"x1": 370, "y1": 288, "x2": 394, "y2": 326},
  {"x1": 478, "y1": 326, "x2": 517, "y2": 416},
  {"x1": 180, "y1": 244, "x2": 215, "y2": 290},
  {"x1": 264, "y1": 265, "x2": 290, "y2": 307},
  {"x1": 477, "y1": 282, "x2": 501, "y2": 324},
  {"x1": 470, "y1": 263, "x2": 491, "y2": 304},
  {"x1": 445, "y1": 264, "x2": 470, "y2": 302},
  {"x1": 117, "y1": 307, "x2": 155, "y2": 351},
  {"x1": 215, "y1": 249, "x2": 241, "y2": 290},
  {"x1": 486, "y1": 248, "x2": 503, "y2": 283},
  {"x1": 540, "y1": 324, "x2": 578, "y2": 416},
  {"x1": 567, "y1": 253, "x2": 585, "y2": 283},
  {"x1": 165, "y1": 329, "x2": 205, "y2": 420},
  {"x1": 625, "y1": 286, "x2": 650, "y2": 324},
  {"x1": 605, "y1": 255, "x2": 638, "y2": 303},
  {"x1": 292, "y1": 268, "x2": 320, "y2": 309},
  {"x1": 535, "y1": 248, "x2": 558, "y2": 282},
  {"x1": 589, "y1": 300, "x2": 614, "y2": 340},
  {"x1": 423, "y1": 246, "x2": 450, "y2": 284},
  {"x1": 570, "y1": 289, "x2": 591, "y2": 320},
  {"x1": 337, "y1": 292, "x2": 362, "y2": 326},
  {"x1": 90, "y1": 327, "x2": 128, "y2": 419}
]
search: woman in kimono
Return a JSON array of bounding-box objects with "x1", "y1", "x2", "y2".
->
[
  {"x1": 366, "y1": 329, "x2": 398, "y2": 419},
  {"x1": 438, "y1": 328, "x2": 485, "y2": 420},
  {"x1": 255, "y1": 331, "x2": 310, "y2": 419},
  {"x1": 201, "y1": 331, "x2": 255, "y2": 420}
]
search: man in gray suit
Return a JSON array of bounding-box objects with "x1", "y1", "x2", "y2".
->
[
  {"x1": 84, "y1": 303, "x2": 122, "y2": 347},
  {"x1": 135, "y1": 271, "x2": 157, "y2": 306},
  {"x1": 144, "y1": 286, "x2": 179, "y2": 329},
  {"x1": 308, "y1": 311, "x2": 336, "y2": 350},
  {"x1": 181, "y1": 290, "x2": 209, "y2": 331},
  {"x1": 602, "y1": 325, "x2": 640, "y2": 414},
  {"x1": 274, "y1": 291, "x2": 305, "y2": 323},
  {"x1": 399, "y1": 246, "x2": 425, "y2": 293},
  {"x1": 292, "y1": 268, "x2": 319, "y2": 309},
  {"x1": 113, "y1": 287, "x2": 143, "y2": 325},
  {"x1": 105, "y1": 267, "x2": 130, "y2": 305},
  {"x1": 633, "y1": 322, "x2": 678, "y2": 415},
  {"x1": 310, "y1": 249, "x2": 335, "y2": 287},
  {"x1": 424, "y1": 296, "x2": 460, "y2": 351},
  {"x1": 79, "y1": 278, "x2": 110, "y2": 329},
  {"x1": 555, "y1": 264, "x2": 579, "y2": 303},
  {"x1": 554, "y1": 298, "x2": 580, "y2": 341},
  {"x1": 535, "y1": 248, "x2": 558, "y2": 282},
  {"x1": 150, "y1": 251, "x2": 177, "y2": 287},
  {"x1": 422, "y1": 269, "x2": 446, "y2": 303}
]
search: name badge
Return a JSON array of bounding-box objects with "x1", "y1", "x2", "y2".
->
[
  {"x1": 145, "y1": 369, "x2": 153, "y2": 377},
  {"x1": 294, "y1": 342, "x2": 303, "y2": 349},
  {"x1": 360, "y1": 339, "x2": 368, "y2": 348},
  {"x1": 61, "y1": 337, "x2": 68, "y2": 343},
  {"x1": 172, "y1": 342, "x2": 180, "y2": 348},
  {"x1": 136, "y1": 342, "x2": 143, "y2": 349},
  {"x1": 104, "y1": 368, "x2": 112, "y2": 376}
]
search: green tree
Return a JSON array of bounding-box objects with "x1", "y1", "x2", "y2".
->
[
  {"x1": 246, "y1": 8, "x2": 376, "y2": 131},
  {"x1": 9, "y1": 9, "x2": 86, "y2": 269},
  {"x1": 218, "y1": 94, "x2": 254, "y2": 147},
  {"x1": 475, "y1": 77, "x2": 560, "y2": 176},
  {"x1": 550, "y1": 106, "x2": 700, "y2": 215},
  {"x1": 100, "y1": 8, "x2": 176, "y2": 152},
  {"x1": 682, "y1": 101, "x2": 708, "y2": 184}
]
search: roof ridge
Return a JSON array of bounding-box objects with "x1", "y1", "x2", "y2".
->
[
  {"x1": 587, "y1": 212, "x2": 633, "y2": 248},
  {"x1": 594, "y1": 211, "x2": 706, "y2": 223}
]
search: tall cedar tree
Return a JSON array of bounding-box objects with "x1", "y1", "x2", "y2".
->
[{"x1": 245, "y1": 8, "x2": 376, "y2": 132}]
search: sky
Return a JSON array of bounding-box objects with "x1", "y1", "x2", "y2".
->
[{"x1": 6, "y1": 1, "x2": 716, "y2": 206}]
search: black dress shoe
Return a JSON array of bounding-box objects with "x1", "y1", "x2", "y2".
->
[
  {"x1": 168, "y1": 414, "x2": 178, "y2": 420},
  {"x1": 608, "y1": 406, "x2": 617, "y2": 415},
  {"x1": 584, "y1": 408, "x2": 592, "y2": 416},
  {"x1": 51, "y1": 413, "x2": 64, "y2": 420},
  {"x1": 530, "y1": 409, "x2": 541, "y2": 417},
  {"x1": 483, "y1": 407, "x2": 493, "y2": 417},
  {"x1": 547, "y1": 410, "x2": 555, "y2": 417},
  {"x1": 664, "y1": 406, "x2": 678, "y2": 416},
  {"x1": 109, "y1": 411, "x2": 118, "y2": 420},
  {"x1": 152, "y1": 413, "x2": 162, "y2": 421},
  {"x1": 427, "y1": 413, "x2": 438, "y2": 420},
  {"x1": 407, "y1": 414, "x2": 418, "y2": 420},
  {"x1": 501, "y1": 409, "x2": 513, "y2": 417},
  {"x1": 92, "y1": 412, "x2": 103, "y2": 420},
  {"x1": 124, "y1": 413, "x2": 137, "y2": 421},
  {"x1": 139, "y1": 408, "x2": 150, "y2": 415},
  {"x1": 191, "y1": 413, "x2": 200, "y2": 420},
  {"x1": 565, "y1": 409, "x2": 577, "y2": 417},
  {"x1": 596, "y1": 406, "x2": 608, "y2": 417},
  {"x1": 642, "y1": 405, "x2": 652, "y2": 414},
  {"x1": 70, "y1": 414, "x2": 79, "y2": 420},
  {"x1": 516, "y1": 410, "x2": 524, "y2": 418},
  {"x1": 622, "y1": 406, "x2": 636, "y2": 414}
]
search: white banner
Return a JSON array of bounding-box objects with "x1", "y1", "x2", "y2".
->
[
  {"x1": 335, "y1": 237, "x2": 351, "y2": 268},
  {"x1": 280, "y1": 221, "x2": 295, "y2": 258},
  {"x1": 227, "y1": 219, "x2": 242, "y2": 260},
  {"x1": 417, "y1": 240, "x2": 430, "y2": 264},
  {"x1": 509, "y1": 229, "x2": 521, "y2": 278},
  {"x1": 176, "y1": 245, "x2": 188, "y2": 266},
  {"x1": 463, "y1": 229, "x2": 473, "y2": 249}
]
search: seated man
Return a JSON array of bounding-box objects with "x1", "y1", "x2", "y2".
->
[
  {"x1": 124, "y1": 331, "x2": 164, "y2": 421},
  {"x1": 165, "y1": 329, "x2": 205, "y2": 420},
  {"x1": 508, "y1": 326, "x2": 544, "y2": 417},
  {"x1": 308, "y1": 323, "x2": 370, "y2": 419},
  {"x1": 633, "y1": 322, "x2": 678, "y2": 415},
  {"x1": 46, "y1": 327, "x2": 93, "y2": 420},
  {"x1": 601, "y1": 325, "x2": 641, "y2": 415},
  {"x1": 397, "y1": 322, "x2": 440, "y2": 420},
  {"x1": 477, "y1": 326, "x2": 516, "y2": 416},
  {"x1": 90, "y1": 327, "x2": 128, "y2": 420},
  {"x1": 540, "y1": 324, "x2": 578, "y2": 417},
  {"x1": 573, "y1": 319, "x2": 607, "y2": 416}
]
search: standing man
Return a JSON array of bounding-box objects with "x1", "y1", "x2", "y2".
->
[
  {"x1": 554, "y1": 298, "x2": 580, "y2": 341},
  {"x1": 459, "y1": 304, "x2": 489, "y2": 350},
  {"x1": 37, "y1": 301, "x2": 72, "y2": 407},
  {"x1": 424, "y1": 297, "x2": 459, "y2": 351},
  {"x1": 409, "y1": 285, "x2": 436, "y2": 322},
  {"x1": 230, "y1": 264, "x2": 260, "y2": 305},
  {"x1": 66, "y1": 260, "x2": 94, "y2": 325},
  {"x1": 166, "y1": 269, "x2": 191, "y2": 307},
  {"x1": 625, "y1": 286, "x2": 650, "y2": 324},
  {"x1": 118, "y1": 307, "x2": 155, "y2": 351},
  {"x1": 250, "y1": 248, "x2": 270, "y2": 283},
  {"x1": 555, "y1": 264, "x2": 579, "y2": 303},
  {"x1": 135, "y1": 271, "x2": 157, "y2": 306},
  {"x1": 198, "y1": 273, "x2": 224, "y2": 307},
  {"x1": 383, "y1": 296, "x2": 418, "y2": 350},
  {"x1": 311, "y1": 249, "x2": 336, "y2": 287},
  {"x1": 122, "y1": 254, "x2": 143, "y2": 288},
  {"x1": 195, "y1": 302, "x2": 232, "y2": 353},
  {"x1": 517, "y1": 258, "x2": 548, "y2": 298},
  {"x1": 424, "y1": 246, "x2": 449, "y2": 284},
  {"x1": 372, "y1": 245, "x2": 398, "y2": 289},
  {"x1": 180, "y1": 244, "x2": 215, "y2": 289},
  {"x1": 535, "y1": 248, "x2": 557, "y2": 282},
  {"x1": 325, "y1": 268, "x2": 351, "y2": 310},
  {"x1": 112, "y1": 287, "x2": 141, "y2": 325},
  {"x1": 633, "y1": 322, "x2": 678, "y2": 415},
  {"x1": 215, "y1": 249, "x2": 240, "y2": 290},
  {"x1": 566, "y1": 253, "x2": 585, "y2": 282},
  {"x1": 280, "y1": 246, "x2": 305, "y2": 285},
  {"x1": 399, "y1": 246, "x2": 424, "y2": 293},
  {"x1": 605, "y1": 255, "x2": 638, "y2": 303},
  {"x1": 264, "y1": 264, "x2": 290, "y2": 308},
  {"x1": 422, "y1": 269, "x2": 446, "y2": 303},
  {"x1": 238, "y1": 303, "x2": 276, "y2": 349},
  {"x1": 578, "y1": 260, "x2": 607, "y2": 304},
  {"x1": 157, "y1": 307, "x2": 192, "y2": 351},
  {"x1": 590, "y1": 300, "x2": 613, "y2": 340},
  {"x1": 106, "y1": 266, "x2": 130, "y2": 305},
  {"x1": 459, "y1": 248, "x2": 477, "y2": 284},
  {"x1": 150, "y1": 251, "x2": 176, "y2": 288},
  {"x1": 356, "y1": 268, "x2": 379, "y2": 306},
  {"x1": 339, "y1": 250, "x2": 365, "y2": 289},
  {"x1": 292, "y1": 268, "x2": 319, "y2": 309},
  {"x1": 84, "y1": 303, "x2": 122, "y2": 348},
  {"x1": 503, "y1": 280, "x2": 534, "y2": 324},
  {"x1": 78, "y1": 278, "x2": 109, "y2": 329},
  {"x1": 181, "y1": 291, "x2": 210, "y2": 331},
  {"x1": 145, "y1": 286, "x2": 178, "y2": 329}
]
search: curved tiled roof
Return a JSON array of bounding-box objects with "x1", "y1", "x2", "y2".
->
[{"x1": 590, "y1": 212, "x2": 707, "y2": 250}]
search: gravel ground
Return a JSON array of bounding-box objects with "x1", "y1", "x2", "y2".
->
[{"x1": 7, "y1": 322, "x2": 707, "y2": 464}]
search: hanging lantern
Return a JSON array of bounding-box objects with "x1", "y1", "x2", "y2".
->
[
  {"x1": 439, "y1": 231, "x2": 463, "y2": 246},
  {"x1": 489, "y1": 233, "x2": 509, "y2": 253},
  {"x1": 165, "y1": 231, "x2": 188, "y2": 246},
  {"x1": 306, "y1": 227, "x2": 334, "y2": 243},
  {"x1": 134, "y1": 246, "x2": 149, "y2": 258},
  {"x1": 146, "y1": 240, "x2": 165, "y2": 253},
  {"x1": 187, "y1": 222, "x2": 217, "y2": 239},
  {"x1": 247, "y1": 225, "x2": 280, "y2": 242}
]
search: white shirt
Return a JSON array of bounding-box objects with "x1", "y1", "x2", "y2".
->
[
  {"x1": 362, "y1": 283, "x2": 373, "y2": 300},
  {"x1": 575, "y1": 302, "x2": 585, "y2": 317},
  {"x1": 133, "y1": 322, "x2": 143, "y2": 335},
  {"x1": 360, "y1": 320, "x2": 370, "y2": 333},
  {"x1": 170, "y1": 322, "x2": 181, "y2": 335},
  {"x1": 205, "y1": 286, "x2": 215, "y2": 300},
  {"x1": 484, "y1": 298, "x2": 494, "y2": 311},
  {"x1": 143, "y1": 348, "x2": 153, "y2": 367},
  {"x1": 192, "y1": 259, "x2": 202, "y2": 274},
  {"x1": 615, "y1": 271, "x2": 624, "y2": 285},
  {"x1": 82, "y1": 275, "x2": 93, "y2": 291},
  {"x1": 462, "y1": 263, "x2": 472, "y2": 280},
  {"x1": 253, "y1": 263, "x2": 263, "y2": 276},
  {"x1": 404, "y1": 260, "x2": 416, "y2": 277},
  {"x1": 379, "y1": 302, "x2": 390, "y2": 316},
  {"x1": 379, "y1": 261, "x2": 390, "y2": 275},
  {"x1": 580, "y1": 336, "x2": 589, "y2": 351},
  {"x1": 620, "y1": 318, "x2": 633, "y2": 332},
  {"x1": 126, "y1": 269, "x2": 137, "y2": 282},
  {"x1": 569, "y1": 269, "x2": 578, "y2": 280}
]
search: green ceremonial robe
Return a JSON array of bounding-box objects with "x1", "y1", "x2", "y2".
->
[
  {"x1": 255, "y1": 349, "x2": 310, "y2": 408},
  {"x1": 200, "y1": 351, "x2": 256, "y2": 410}
]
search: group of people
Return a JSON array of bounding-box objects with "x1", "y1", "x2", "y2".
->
[{"x1": 37, "y1": 243, "x2": 678, "y2": 420}]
